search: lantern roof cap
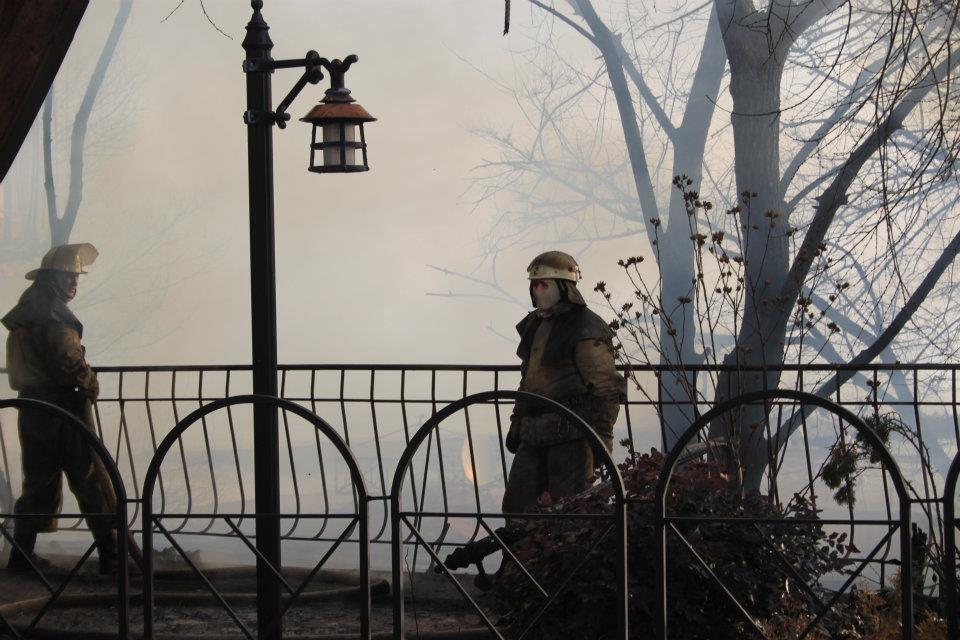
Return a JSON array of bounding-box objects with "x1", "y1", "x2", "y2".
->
[{"x1": 301, "y1": 102, "x2": 376, "y2": 123}]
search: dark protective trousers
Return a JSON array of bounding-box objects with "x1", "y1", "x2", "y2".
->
[
  {"x1": 13, "y1": 392, "x2": 117, "y2": 536},
  {"x1": 501, "y1": 438, "x2": 594, "y2": 515}
]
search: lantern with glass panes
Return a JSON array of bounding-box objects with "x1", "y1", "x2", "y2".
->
[{"x1": 300, "y1": 55, "x2": 375, "y2": 173}]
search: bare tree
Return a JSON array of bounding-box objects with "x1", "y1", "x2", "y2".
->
[
  {"x1": 450, "y1": 0, "x2": 960, "y2": 488},
  {"x1": 44, "y1": 0, "x2": 132, "y2": 247},
  {"x1": 710, "y1": 0, "x2": 959, "y2": 487}
]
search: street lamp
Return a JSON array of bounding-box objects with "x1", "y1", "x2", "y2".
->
[{"x1": 240, "y1": 2, "x2": 373, "y2": 638}]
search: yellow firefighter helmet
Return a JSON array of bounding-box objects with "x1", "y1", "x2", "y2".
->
[
  {"x1": 526, "y1": 251, "x2": 580, "y2": 282},
  {"x1": 25, "y1": 243, "x2": 99, "y2": 280}
]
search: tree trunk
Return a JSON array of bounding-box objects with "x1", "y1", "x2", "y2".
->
[
  {"x1": 709, "y1": 21, "x2": 791, "y2": 489},
  {"x1": 48, "y1": 0, "x2": 131, "y2": 247},
  {"x1": 658, "y1": 8, "x2": 726, "y2": 449},
  {"x1": 43, "y1": 89, "x2": 59, "y2": 240},
  {"x1": 712, "y1": 21, "x2": 960, "y2": 490}
]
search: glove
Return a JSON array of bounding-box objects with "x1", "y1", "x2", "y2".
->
[
  {"x1": 592, "y1": 433, "x2": 614, "y2": 469},
  {"x1": 81, "y1": 377, "x2": 100, "y2": 401},
  {"x1": 520, "y1": 413, "x2": 572, "y2": 447},
  {"x1": 505, "y1": 425, "x2": 521, "y2": 454},
  {"x1": 598, "y1": 432, "x2": 613, "y2": 453}
]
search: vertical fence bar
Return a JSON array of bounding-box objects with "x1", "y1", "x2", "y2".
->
[
  {"x1": 493, "y1": 370, "x2": 509, "y2": 484},
  {"x1": 368, "y1": 370, "x2": 389, "y2": 540},
  {"x1": 952, "y1": 369, "x2": 960, "y2": 447},
  {"x1": 279, "y1": 370, "x2": 302, "y2": 538},
  {"x1": 117, "y1": 371, "x2": 140, "y2": 527},
  {"x1": 398, "y1": 369, "x2": 422, "y2": 533},
  {"x1": 199, "y1": 371, "x2": 221, "y2": 534},
  {"x1": 901, "y1": 497, "x2": 914, "y2": 640},
  {"x1": 913, "y1": 372, "x2": 937, "y2": 521},
  {"x1": 656, "y1": 480, "x2": 667, "y2": 640},
  {"x1": 225, "y1": 370, "x2": 248, "y2": 529},
  {"x1": 170, "y1": 371, "x2": 193, "y2": 533},
  {"x1": 308, "y1": 369, "x2": 332, "y2": 540},
  {"x1": 622, "y1": 368, "x2": 636, "y2": 457},
  {"x1": 143, "y1": 371, "x2": 166, "y2": 518}
]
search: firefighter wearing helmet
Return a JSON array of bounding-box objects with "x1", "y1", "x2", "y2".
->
[
  {"x1": 502, "y1": 251, "x2": 626, "y2": 515},
  {"x1": 2, "y1": 243, "x2": 120, "y2": 574}
]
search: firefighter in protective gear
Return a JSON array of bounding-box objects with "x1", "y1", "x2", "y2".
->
[
  {"x1": 502, "y1": 251, "x2": 625, "y2": 515},
  {"x1": 2, "y1": 243, "x2": 120, "y2": 574}
]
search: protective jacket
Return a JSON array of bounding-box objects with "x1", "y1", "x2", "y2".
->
[
  {"x1": 2, "y1": 278, "x2": 113, "y2": 535},
  {"x1": 3, "y1": 279, "x2": 99, "y2": 399},
  {"x1": 509, "y1": 302, "x2": 624, "y2": 448},
  {"x1": 502, "y1": 301, "x2": 625, "y2": 515}
]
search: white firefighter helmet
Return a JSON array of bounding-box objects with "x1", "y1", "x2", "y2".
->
[
  {"x1": 25, "y1": 243, "x2": 99, "y2": 280},
  {"x1": 526, "y1": 251, "x2": 580, "y2": 282}
]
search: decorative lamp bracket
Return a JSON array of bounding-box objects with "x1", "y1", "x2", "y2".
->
[{"x1": 243, "y1": 50, "x2": 346, "y2": 130}]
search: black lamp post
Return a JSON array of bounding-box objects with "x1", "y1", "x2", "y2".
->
[{"x1": 241, "y1": 2, "x2": 373, "y2": 638}]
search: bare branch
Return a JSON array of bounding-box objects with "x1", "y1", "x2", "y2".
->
[
  {"x1": 779, "y1": 0, "x2": 847, "y2": 43},
  {"x1": 713, "y1": 0, "x2": 755, "y2": 35},
  {"x1": 780, "y1": 61, "x2": 878, "y2": 197},
  {"x1": 198, "y1": 0, "x2": 232, "y2": 40},
  {"x1": 575, "y1": 0, "x2": 661, "y2": 228},
  {"x1": 161, "y1": 0, "x2": 186, "y2": 23},
  {"x1": 426, "y1": 263, "x2": 527, "y2": 309},
  {"x1": 774, "y1": 53, "x2": 960, "y2": 332},
  {"x1": 42, "y1": 90, "x2": 58, "y2": 240},
  {"x1": 612, "y1": 36, "x2": 680, "y2": 139},
  {"x1": 644, "y1": 0, "x2": 713, "y2": 33},
  {"x1": 526, "y1": 0, "x2": 598, "y2": 44},
  {"x1": 162, "y1": 0, "x2": 232, "y2": 39},
  {"x1": 771, "y1": 225, "x2": 960, "y2": 446}
]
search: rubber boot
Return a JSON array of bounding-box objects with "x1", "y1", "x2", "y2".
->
[
  {"x1": 7, "y1": 531, "x2": 52, "y2": 573},
  {"x1": 94, "y1": 530, "x2": 119, "y2": 575}
]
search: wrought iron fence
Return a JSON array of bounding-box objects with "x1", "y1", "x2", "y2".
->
[
  {"x1": 390, "y1": 390, "x2": 628, "y2": 640},
  {"x1": 0, "y1": 362, "x2": 958, "y2": 638},
  {"x1": 0, "y1": 397, "x2": 131, "y2": 639},
  {"x1": 139, "y1": 394, "x2": 371, "y2": 640},
  {"x1": 655, "y1": 389, "x2": 916, "y2": 639}
]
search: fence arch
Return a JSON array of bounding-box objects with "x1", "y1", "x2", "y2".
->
[
  {"x1": 0, "y1": 397, "x2": 130, "y2": 639},
  {"x1": 654, "y1": 389, "x2": 914, "y2": 640},
  {"x1": 944, "y1": 453, "x2": 960, "y2": 640},
  {"x1": 139, "y1": 394, "x2": 370, "y2": 640},
  {"x1": 389, "y1": 389, "x2": 628, "y2": 640}
]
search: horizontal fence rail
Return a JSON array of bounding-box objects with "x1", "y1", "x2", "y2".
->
[{"x1": 0, "y1": 364, "x2": 960, "y2": 543}]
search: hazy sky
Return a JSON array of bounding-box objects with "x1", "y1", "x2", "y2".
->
[{"x1": 0, "y1": 0, "x2": 638, "y2": 367}]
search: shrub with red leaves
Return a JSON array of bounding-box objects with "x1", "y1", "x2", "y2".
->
[{"x1": 493, "y1": 449, "x2": 844, "y2": 639}]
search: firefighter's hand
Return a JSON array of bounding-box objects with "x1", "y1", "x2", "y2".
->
[
  {"x1": 82, "y1": 378, "x2": 100, "y2": 401},
  {"x1": 505, "y1": 427, "x2": 521, "y2": 454},
  {"x1": 592, "y1": 433, "x2": 614, "y2": 468}
]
